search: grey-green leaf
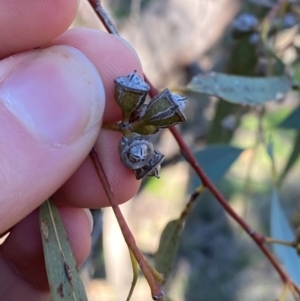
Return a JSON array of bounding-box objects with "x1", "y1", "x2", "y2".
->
[
  {"x1": 190, "y1": 145, "x2": 244, "y2": 190},
  {"x1": 39, "y1": 199, "x2": 88, "y2": 301},
  {"x1": 155, "y1": 219, "x2": 183, "y2": 278},
  {"x1": 187, "y1": 72, "x2": 291, "y2": 105},
  {"x1": 279, "y1": 105, "x2": 300, "y2": 129},
  {"x1": 270, "y1": 189, "x2": 300, "y2": 285},
  {"x1": 126, "y1": 248, "x2": 139, "y2": 301},
  {"x1": 278, "y1": 132, "x2": 300, "y2": 185}
]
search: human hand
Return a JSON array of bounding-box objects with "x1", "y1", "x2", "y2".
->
[{"x1": 0, "y1": 1, "x2": 141, "y2": 299}]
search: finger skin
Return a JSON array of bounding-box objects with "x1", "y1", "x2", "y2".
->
[
  {"x1": 0, "y1": 29, "x2": 142, "y2": 232},
  {"x1": 0, "y1": 207, "x2": 91, "y2": 293},
  {"x1": 0, "y1": 45, "x2": 105, "y2": 234},
  {"x1": 0, "y1": 30, "x2": 143, "y2": 297},
  {"x1": 0, "y1": 3, "x2": 144, "y2": 299},
  {"x1": 0, "y1": 0, "x2": 77, "y2": 58},
  {"x1": 51, "y1": 28, "x2": 143, "y2": 123},
  {"x1": 54, "y1": 130, "x2": 139, "y2": 208}
]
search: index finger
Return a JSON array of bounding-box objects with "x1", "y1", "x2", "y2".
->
[
  {"x1": 51, "y1": 28, "x2": 143, "y2": 123},
  {"x1": 0, "y1": 0, "x2": 78, "y2": 58}
]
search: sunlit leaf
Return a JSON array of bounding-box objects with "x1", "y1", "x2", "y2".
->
[
  {"x1": 270, "y1": 189, "x2": 300, "y2": 285},
  {"x1": 39, "y1": 199, "x2": 88, "y2": 301},
  {"x1": 186, "y1": 73, "x2": 291, "y2": 105},
  {"x1": 155, "y1": 219, "x2": 183, "y2": 278},
  {"x1": 190, "y1": 145, "x2": 244, "y2": 190}
]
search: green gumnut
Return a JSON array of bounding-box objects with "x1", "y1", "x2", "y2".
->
[
  {"x1": 128, "y1": 104, "x2": 159, "y2": 135},
  {"x1": 114, "y1": 71, "x2": 150, "y2": 119},
  {"x1": 131, "y1": 124, "x2": 159, "y2": 135},
  {"x1": 141, "y1": 89, "x2": 187, "y2": 128}
]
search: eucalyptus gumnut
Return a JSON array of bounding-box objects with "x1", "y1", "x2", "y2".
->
[
  {"x1": 114, "y1": 71, "x2": 150, "y2": 119},
  {"x1": 140, "y1": 88, "x2": 187, "y2": 128},
  {"x1": 118, "y1": 136, "x2": 154, "y2": 169},
  {"x1": 114, "y1": 71, "x2": 187, "y2": 179},
  {"x1": 133, "y1": 149, "x2": 164, "y2": 180}
]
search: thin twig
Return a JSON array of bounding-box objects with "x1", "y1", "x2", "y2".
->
[
  {"x1": 266, "y1": 237, "x2": 295, "y2": 247},
  {"x1": 180, "y1": 186, "x2": 205, "y2": 220},
  {"x1": 142, "y1": 70, "x2": 300, "y2": 294},
  {"x1": 169, "y1": 125, "x2": 300, "y2": 294},
  {"x1": 87, "y1": 0, "x2": 119, "y2": 35},
  {"x1": 89, "y1": 147, "x2": 164, "y2": 299}
]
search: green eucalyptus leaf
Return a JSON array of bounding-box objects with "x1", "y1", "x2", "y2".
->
[
  {"x1": 126, "y1": 248, "x2": 139, "y2": 301},
  {"x1": 155, "y1": 219, "x2": 183, "y2": 278},
  {"x1": 187, "y1": 73, "x2": 291, "y2": 105},
  {"x1": 279, "y1": 106, "x2": 300, "y2": 129},
  {"x1": 190, "y1": 145, "x2": 244, "y2": 190},
  {"x1": 39, "y1": 199, "x2": 88, "y2": 301},
  {"x1": 267, "y1": 142, "x2": 300, "y2": 285},
  {"x1": 270, "y1": 189, "x2": 300, "y2": 285},
  {"x1": 278, "y1": 132, "x2": 300, "y2": 185},
  {"x1": 292, "y1": 59, "x2": 300, "y2": 85}
]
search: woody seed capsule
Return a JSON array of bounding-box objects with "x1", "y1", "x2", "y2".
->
[
  {"x1": 114, "y1": 71, "x2": 150, "y2": 119},
  {"x1": 140, "y1": 89, "x2": 187, "y2": 128},
  {"x1": 118, "y1": 136, "x2": 154, "y2": 169}
]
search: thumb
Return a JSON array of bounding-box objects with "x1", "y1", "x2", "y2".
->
[{"x1": 0, "y1": 45, "x2": 105, "y2": 233}]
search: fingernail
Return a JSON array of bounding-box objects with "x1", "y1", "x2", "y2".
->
[
  {"x1": 0, "y1": 45, "x2": 105, "y2": 145},
  {"x1": 83, "y1": 208, "x2": 93, "y2": 233}
]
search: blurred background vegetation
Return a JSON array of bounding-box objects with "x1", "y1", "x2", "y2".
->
[{"x1": 73, "y1": 0, "x2": 300, "y2": 300}]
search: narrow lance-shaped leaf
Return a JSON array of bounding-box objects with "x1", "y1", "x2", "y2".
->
[
  {"x1": 278, "y1": 132, "x2": 300, "y2": 186},
  {"x1": 277, "y1": 108, "x2": 300, "y2": 185},
  {"x1": 186, "y1": 72, "x2": 291, "y2": 106},
  {"x1": 267, "y1": 142, "x2": 300, "y2": 285},
  {"x1": 155, "y1": 219, "x2": 184, "y2": 278},
  {"x1": 158, "y1": 146, "x2": 243, "y2": 280},
  {"x1": 39, "y1": 199, "x2": 88, "y2": 301},
  {"x1": 126, "y1": 248, "x2": 139, "y2": 301},
  {"x1": 270, "y1": 188, "x2": 300, "y2": 286},
  {"x1": 155, "y1": 187, "x2": 204, "y2": 284}
]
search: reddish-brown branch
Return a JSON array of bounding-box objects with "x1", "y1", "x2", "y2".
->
[
  {"x1": 169, "y1": 126, "x2": 299, "y2": 293},
  {"x1": 87, "y1": 0, "x2": 119, "y2": 35},
  {"x1": 88, "y1": 0, "x2": 300, "y2": 297},
  {"x1": 90, "y1": 147, "x2": 164, "y2": 299},
  {"x1": 144, "y1": 58, "x2": 300, "y2": 295}
]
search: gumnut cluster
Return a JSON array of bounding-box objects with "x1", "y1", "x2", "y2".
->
[{"x1": 114, "y1": 71, "x2": 187, "y2": 180}]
